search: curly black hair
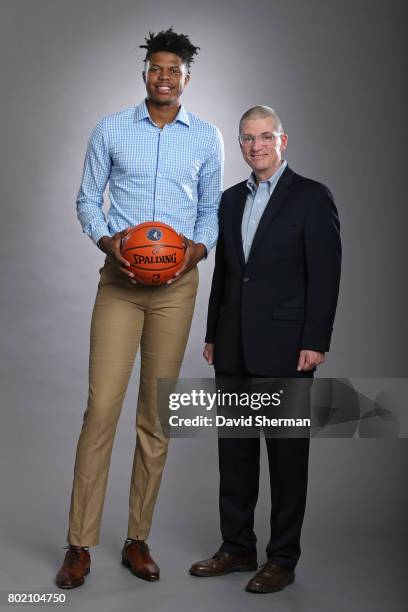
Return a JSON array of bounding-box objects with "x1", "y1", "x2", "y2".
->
[{"x1": 139, "y1": 27, "x2": 200, "y2": 71}]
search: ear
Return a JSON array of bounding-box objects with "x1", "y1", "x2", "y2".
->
[
  {"x1": 280, "y1": 133, "x2": 288, "y2": 151},
  {"x1": 184, "y1": 72, "x2": 191, "y2": 85},
  {"x1": 142, "y1": 70, "x2": 146, "y2": 83}
]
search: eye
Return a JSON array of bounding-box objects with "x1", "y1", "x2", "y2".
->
[{"x1": 171, "y1": 67, "x2": 181, "y2": 74}]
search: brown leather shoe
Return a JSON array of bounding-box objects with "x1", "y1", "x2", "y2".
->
[
  {"x1": 121, "y1": 539, "x2": 159, "y2": 581},
  {"x1": 189, "y1": 550, "x2": 258, "y2": 577},
  {"x1": 55, "y1": 545, "x2": 91, "y2": 589},
  {"x1": 245, "y1": 562, "x2": 295, "y2": 593}
]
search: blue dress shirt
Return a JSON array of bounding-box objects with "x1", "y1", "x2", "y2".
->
[
  {"x1": 241, "y1": 160, "x2": 288, "y2": 261},
  {"x1": 76, "y1": 99, "x2": 224, "y2": 253}
]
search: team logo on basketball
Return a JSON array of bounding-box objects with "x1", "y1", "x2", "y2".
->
[{"x1": 147, "y1": 228, "x2": 162, "y2": 241}]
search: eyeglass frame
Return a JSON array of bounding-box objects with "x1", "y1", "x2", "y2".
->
[{"x1": 238, "y1": 131, "x2": 284, "y2": 147}]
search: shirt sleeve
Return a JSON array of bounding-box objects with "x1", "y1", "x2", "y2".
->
[
  {"x1": 193, "y1": 126, "x2": 224, "y2": 254},
  {"x1": 76, "y1": 118, "x2": 112, "y2": 245}
]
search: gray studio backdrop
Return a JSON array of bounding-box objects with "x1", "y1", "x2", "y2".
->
[{"x1": 0, "y1": 1, "x2": 407, "y2": 611}]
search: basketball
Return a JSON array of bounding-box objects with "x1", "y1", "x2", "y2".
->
[{"x1": 121, "y1": 222, "x2": 186, "y2": 285}]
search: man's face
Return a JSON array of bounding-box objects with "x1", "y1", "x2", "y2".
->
[
  {"x1": 240, "y1": 117, "x2": 288, "y2": 178},
  {"x1": 143, "y1": 51, "x2": 190, "y2": 106}
]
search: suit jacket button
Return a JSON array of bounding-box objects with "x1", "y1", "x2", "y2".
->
[{"x1": 243, "y1": 277, "x2": 250, "y2": 283}]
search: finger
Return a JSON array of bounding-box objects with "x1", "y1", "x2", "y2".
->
[
  {"x1": 297, "y1": 352, "x2": 306, "y2": 371},
  {"x1": 175, "y1": 262, "x2": 192, "y2": 277},
  {"x1": 174, "y1": 263, "x2": 187, "y2": 277},
  {"x1": 112, "y1": 230, "x2": 132, "y2": 266},
  {"x1": 119, "y1": 265, "x2": 134, "y2": 278},
  {"x1": 179, "y1": 233, "x2": 191, "y2": 250},
  {"x1": 167, "y1": 260, "x2": 192, "y2": 283},
  {"x1": 175, "y1": 252, "x2": 193, "y2": 276},
  {"x1": 116, "y1": 227, "x2": 132, "y2": 239},
  {"x1": 179, "y1": 232, "x2": 187, "y2": 249},
  {"x1": 182, "y1": 241, "x2": 192, "y2": 255},
  {"x1": 166, "y1": 274, "x2": 182, "y2": 285},
  {"x1": 304, "y1": 358, "x2": 319, "y2": 370},
  {"x1": 112, "y1": 247, "x2": 131, "y2": 267},
  {"x1": 303, "y1": 362, "x2": 314, "y2": 371},
  {"x1": 167, "y1": 262, "x2": 195, "y2": 283}
]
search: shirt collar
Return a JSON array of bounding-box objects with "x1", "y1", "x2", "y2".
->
[
  {"x1": 133, "y1": 99, "x2": 190, "y2": 127},
  {"x1": 246, "y1": 160, "x2": 288, "y2": 195}
]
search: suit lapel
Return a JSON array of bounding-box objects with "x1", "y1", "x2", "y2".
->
[
  {"x1": 230, "y1": 182, "x2": 248, "y2": 269},
  {"x1": 247, "y1": 165, "x2": 295, "y2": 261}
]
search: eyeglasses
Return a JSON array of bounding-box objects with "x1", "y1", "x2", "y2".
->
[{"x1": 239, "y1": 132, "x2": 283, "y2": 147}]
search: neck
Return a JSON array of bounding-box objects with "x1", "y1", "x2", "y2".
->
[
  {"x1": 254, "y1": 160, "x2": 284, "y2": 184},
  {"x1": 146, "y1": 98, "x2": 182, "y2": 128}
]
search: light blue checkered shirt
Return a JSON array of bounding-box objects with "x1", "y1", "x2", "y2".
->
[
  {"x1": 76, "y1": 99, "x2": 224, "y2": 253},
  {"x1": 241, "y1": 160, "x2": 288, "y2": 261}
]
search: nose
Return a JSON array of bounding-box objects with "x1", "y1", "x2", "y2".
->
[
  {"x1": 250, "y1": 137, "x2": 263, "y2": 151},
  {"x1": 157, "y1": 69, "x2": 171, "y2": 81}
]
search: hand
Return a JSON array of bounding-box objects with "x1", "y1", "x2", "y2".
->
[
  {"x1": 297, "y1": 349, "x2": 325, "y2": 371},
  {"x1": 166, "y1": 235, "x2": 207, "y2": 284},
  {"x1": 98, "y1": 229, "x2": 137, "y2": 284},
  {"x1": 203, "y1": 343, "x2": 214, "y2": 365}
]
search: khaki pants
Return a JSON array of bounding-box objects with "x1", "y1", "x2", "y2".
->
[{"x1": 67, "y1": 259, "x2": 199, "y2": 546}]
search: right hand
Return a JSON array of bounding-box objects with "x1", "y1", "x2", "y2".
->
[
  {"x1": 98, "y1": 229, "x2": 136, "y2": 283},
  {"x1": 203, "y1": 343, "x2": 214, "y2": 365}
]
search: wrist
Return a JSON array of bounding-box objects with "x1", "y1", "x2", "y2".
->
[
  {"x1": 195, "y1": 242, "x2": 207, "y2": 260},
  {"x1": 97, "y1": 236, "x2": 110, "y2": 253}
]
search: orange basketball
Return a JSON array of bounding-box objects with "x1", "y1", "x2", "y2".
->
[{"x1": 121, "y1": 222, "x2": 186, "y2": 286}]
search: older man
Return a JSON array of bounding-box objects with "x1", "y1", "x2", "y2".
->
[{"x1": 189, "y1": 106, "x2": 341, "y2": 593}]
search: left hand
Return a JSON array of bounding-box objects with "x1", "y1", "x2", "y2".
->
[
  {"x1": 297, "y1": 349, "x2": 325, "y2": 371},
  {"x1": 166, "y1": 235, "x2": 207, "y2": 284}
]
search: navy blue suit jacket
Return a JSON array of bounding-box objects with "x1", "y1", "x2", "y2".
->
[{"x1": 205, "y1": 165, "x2": 342, "y2": 376}]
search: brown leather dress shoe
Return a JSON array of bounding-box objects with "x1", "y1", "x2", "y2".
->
[
  {"x1": 55, "y1": 545, "x2": 91, "y2": 589},
  {"x1": 245, "y1": 562, "x2": 295, "y2": 593},
  {"x1": 189, "y1": 550, "x2": 258, "y2": 577},
  {"x1": 121, "y1": 539, "x2": 159, "y2": 581}
]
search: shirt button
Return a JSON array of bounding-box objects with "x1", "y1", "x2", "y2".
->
[{"x1": 243, "y1": 277, "x2": 250, "y2": 283}]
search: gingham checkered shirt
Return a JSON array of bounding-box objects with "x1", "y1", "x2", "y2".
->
[{"x1": 76, "y1": 99, "x2": 224, "y2": 253}]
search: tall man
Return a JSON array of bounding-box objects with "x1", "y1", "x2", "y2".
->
[
  {"x1": 56, "y1": 28, "x2": 223, "y2": 589},
  {"x1": 189, "y1": 106, "x2": 341, "y2": 593}
]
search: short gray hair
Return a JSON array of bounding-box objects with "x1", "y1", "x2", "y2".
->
[{"x1": 239, "y1": 105, "x2": 284, "y2": 135}]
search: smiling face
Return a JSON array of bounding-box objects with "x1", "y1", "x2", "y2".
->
[
  {"x1": 239, "y1": 116, "x2": 288, "y2": 181},
  {"x1": 143, "y1": 51, "x2": 190, "y2": 107}
]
